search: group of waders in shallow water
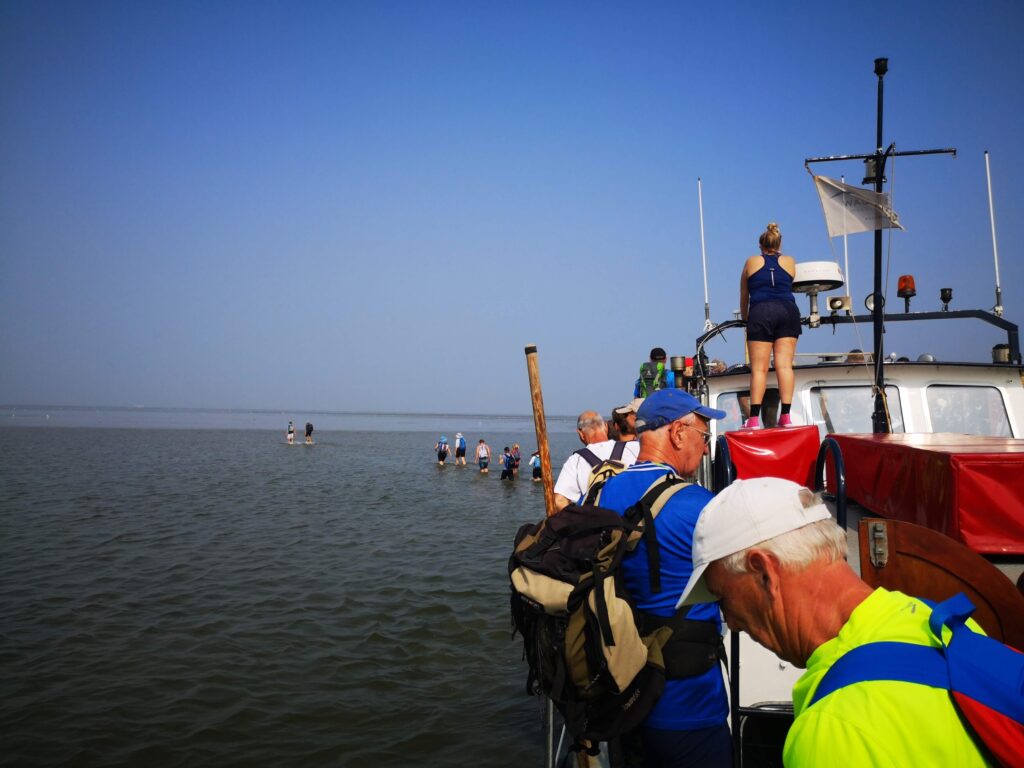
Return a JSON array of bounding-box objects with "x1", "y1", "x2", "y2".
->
[{"x1": 433, "y1": 434, "x2": 543, "y2": 481}]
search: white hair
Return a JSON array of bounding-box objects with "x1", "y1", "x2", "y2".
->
[{"x1": 720, "y1": 491, "x2": 847, "y2": 574}]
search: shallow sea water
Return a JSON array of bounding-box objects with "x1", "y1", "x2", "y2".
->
[{"x1": 0, "y1": 413, "x2": 580, "y2": 767}]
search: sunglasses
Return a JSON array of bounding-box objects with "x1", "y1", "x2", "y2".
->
[{"x1": 679, "y1": 422, "x2": 712, "y2": 446}]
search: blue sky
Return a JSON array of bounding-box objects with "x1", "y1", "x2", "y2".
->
[{"x1": 2, "y1": 0, "x2": 1022, "y2": 416}]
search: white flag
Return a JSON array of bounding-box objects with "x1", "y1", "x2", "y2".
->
[{"x1": 813, "y1": 175, "x2": 904, "y2": 238}]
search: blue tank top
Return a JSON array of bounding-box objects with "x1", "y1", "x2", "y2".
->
[{"x1": 747, "y1": 253, "x2": 796, "y2": 305}]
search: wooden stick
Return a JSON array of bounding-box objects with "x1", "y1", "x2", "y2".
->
[
  {"x1": 525, "y1": 344, "x2": 564, "y2": 768},
  {"x1": 525, "y1": 344, "x2": 556, "y2": 517}
]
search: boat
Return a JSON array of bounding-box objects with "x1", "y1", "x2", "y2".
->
[
  {"x1": 526, "y1": 57, "x2": 1024, "y2": 768},
  {"x1": 684, "y1": 59, "x2": 1024, "y2": 767}
]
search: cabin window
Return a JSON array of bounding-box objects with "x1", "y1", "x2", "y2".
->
[
  {"x1": 714, "y1": 389, "x2": 788, "y2": 431},
  {"x1": 808, "y1": 385, "x2": 904, "y2": 436},
  {"x1": 926, "y1": 385, "x2": 1011, "y2": 437}
]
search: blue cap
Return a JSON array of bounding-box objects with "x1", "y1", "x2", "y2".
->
[
  {"x1": 440, "y1": 435, "x2": 447, "y2": 441},
  {"x1": 634, "y1": 389, "x2": 726, "y2": 433}
]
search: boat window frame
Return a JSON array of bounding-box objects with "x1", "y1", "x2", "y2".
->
[
  {"x1": 807, "y1": 384, "x2": 905, "y2": 435},
  {"x1": 712, "y1": 388, "x2": 784, "y2": 432},
  {"x1": 925, "y1": 383, "x2": 1012, "y2": 437}
]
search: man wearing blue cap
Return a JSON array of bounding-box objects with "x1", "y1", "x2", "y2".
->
[{"x1": 589, "y1": 388, "x2": 730, "y2": 767}]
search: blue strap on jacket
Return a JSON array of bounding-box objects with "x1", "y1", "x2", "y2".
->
[{"x1": 809, "y1": 593, "x2": 1024, "y2": 749}]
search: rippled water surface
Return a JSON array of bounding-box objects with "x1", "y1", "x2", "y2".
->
[{"x1": 0, "y1": 417, "x2": 580, "y2": 767}]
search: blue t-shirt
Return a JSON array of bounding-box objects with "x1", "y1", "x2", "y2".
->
[
  {"x1": 595, "y1": 462, "x2": 728, "y2": 731},
  {"x1": 456, "y1": 436, "x2": 466, "y2": 450},
  {"x1": 747, "y1": 253, "x2": 796, "y2": 305}
]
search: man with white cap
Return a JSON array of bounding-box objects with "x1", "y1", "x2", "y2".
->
[
  {"x1": 611, "y1": 397, "x2": 644, "y2": 441},
  {"x1": 589, "y1": 388, "x2": 730, "y2": 767},
  {"x1": 677, "y1": 477, "x2": 988, "y2": 767}
]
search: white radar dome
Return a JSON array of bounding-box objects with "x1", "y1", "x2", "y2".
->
[{"x1": 793, "y1": 261, "x2": 845, "y2": 294}]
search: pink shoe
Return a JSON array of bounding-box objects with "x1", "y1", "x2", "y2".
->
[
  {"x1": 778, "y1": 414, "x2": 793, "y2": 427},
  {"x1": 743, "y1": 416, "x2": 762, "y2": 429}
]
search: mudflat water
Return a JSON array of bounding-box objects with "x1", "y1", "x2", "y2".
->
[{"x1": 0, "y1": 410, "x2": 581, "y2": 767}]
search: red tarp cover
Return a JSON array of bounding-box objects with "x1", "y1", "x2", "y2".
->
[
  {"x1": 724, "y1": 425, "x2": 820, "y2": 489},
  {"x1": 829, "y1": 433, "x2": 1024, "y2": 555}
]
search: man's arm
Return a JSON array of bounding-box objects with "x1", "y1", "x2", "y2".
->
[{"x1": 552, "y1": 454, "x2": 582, "y2": 510}]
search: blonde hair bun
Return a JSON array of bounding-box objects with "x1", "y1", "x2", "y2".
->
[{"x1": 759, "y1": 222, "x2": 782, "y2": 251}]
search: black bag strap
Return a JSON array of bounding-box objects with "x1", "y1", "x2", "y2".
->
[
  {"x1": 575, "y1": 441, "x2": 625, "y2": 469},
  {"x1": 575, "y1": 447, "x2": 601, "y2": 468},
  {"x1": 623, "y1": 475, "x2": 691, "y2": 594}
]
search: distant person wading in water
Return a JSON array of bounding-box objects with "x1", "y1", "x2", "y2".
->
[
  {"x1": 304, "y1": 422, "x2": 314, "y2": 444},
  {"x1": 454, "y1": 433, "x2": 467, "y2": 465},
  {"x1": 529, "y1": 450, "x2": 542, "y2": 482},
  {"x1": 286, "y1": 421, "x2": 295, "y2": 444},
  {"x1": 500, "y1": 447, "x2": 515, "y2": 481},
  {"x1": 476, "y1": 439, "x2": 492, "y2": 473},
  {"x1": 740, "y1": 222, "x2": 800, "y2": 428},
  {"x1": 435, "y1": 436, "x2": 451, "y2": 465}
]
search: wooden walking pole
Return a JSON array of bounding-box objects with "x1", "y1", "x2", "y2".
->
[
  {"x1": 524, "y1": 345, "x2": 592, "y2": 768},
  {"x1": 524, "y1": 344, "x2": 559, "y2": 768},
  {"x1": 525, "y1": 345, "x2": 556, "y2": 517}
]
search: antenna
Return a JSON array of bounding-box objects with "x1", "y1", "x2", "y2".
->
[
  {"x1": 697, "y1": 178, "x2": 713, "y2": 331},
  {"x1": 841, "y1": 174, "x2": 851, "y2": 299},
  {"x1": 985, "y1": 151, "x2": 1003, "y2": 316},
  {"x1": 805, "y1": 58, "x2": 956, "y2": 433}
]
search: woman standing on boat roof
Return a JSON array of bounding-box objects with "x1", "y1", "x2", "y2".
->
[{"x1": 740, "y1": 222, "x2": 800, "y2": 428}]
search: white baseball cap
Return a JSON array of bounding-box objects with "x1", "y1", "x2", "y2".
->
[{"x1": 676, "y1": 477, "x2": 833, "y2": 608}]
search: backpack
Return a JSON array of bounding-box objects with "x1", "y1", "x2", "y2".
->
[
  {"x1": 509, "y1": 475, "x2": 725, "y2": 754},
  {"x1": 637, "y1": 362, "x2": 665, "y2": 397},
  {"x1": 576, "y1": 441, "x2": 630, "y2": 493},
  {"x1": 809, "y1": 592, "x2": 1024, "y2": 768}
]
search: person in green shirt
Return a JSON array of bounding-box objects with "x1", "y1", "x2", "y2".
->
[{"x1": 676, "y1": 477, "x2": 989, "y2": 767}]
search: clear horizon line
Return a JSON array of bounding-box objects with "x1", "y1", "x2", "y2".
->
[{"x1": 1, "y1": 403, "x2": 576, "y2": 420}]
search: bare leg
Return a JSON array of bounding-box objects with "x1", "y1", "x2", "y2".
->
[
  {"x1": 773, "y1": 337, "x2": 798, "y2": 405},
  {"x1": 748, "y1": 341, "x2": 774, "y2": 406}
]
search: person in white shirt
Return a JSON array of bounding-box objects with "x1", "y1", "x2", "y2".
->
[{"x1": 552, "y1": 410, "x2": 639, "y2": 509}]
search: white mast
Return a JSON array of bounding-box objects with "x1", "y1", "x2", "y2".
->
[
  {"x1": 842, "y1": 174, "x2": 851, "y2": 299},
  {"x1": 985, "y1": 151, "x2": 1003, "y2": 316},
  {"x1": 697, "y1": 177, "x2": 713, "y2": 331}
]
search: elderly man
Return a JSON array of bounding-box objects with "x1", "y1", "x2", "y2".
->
[
  {"x1": 590, "y1": 389, "x2": 730, "y2": 767},
  {"x1": 552, "y1": 409, "x2": 639, "y2": 510},
  {"x1": 678, "y1": 477, "x2": 988, "y2": 767}
]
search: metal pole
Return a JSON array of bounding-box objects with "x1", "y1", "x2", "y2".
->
[
  {"x1": 871, "y1": 57, "x2": 890, "y2": 433},
  {"x1": 842, "y1": 175, "x2": 851, "y2": 300},
  {"x1": 985, "y1": 150, "x2": 1003, "y2": 316},
  {"x1": 698, "y1": 177, "x2": 712, "y2": 331}
]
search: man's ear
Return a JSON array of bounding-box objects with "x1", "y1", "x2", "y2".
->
[
  {"x1": 746, "y1": 550, "x2": 780, "y2": 596},
  {"x1": 668, "y1": 420, "x2": 684, "y2": 449}
]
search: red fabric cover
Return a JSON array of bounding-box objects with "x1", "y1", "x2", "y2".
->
[
  {"x1": 723, "y1": 425, "x2": 820, "y2": 488},
  {"x1": 953, "y1": 693, "x2": 1024, "y2": 768},
  {"x1": 829, "y1": 433, "x2": 1024, "y2": 555}
]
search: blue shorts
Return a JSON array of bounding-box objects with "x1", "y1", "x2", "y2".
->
[
  {"x1": 747, "y1": 300, "x2": 802, "y2": 342},
  {"x1": 640, "y1": 722, "x2": 732, "y2": 768}
]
